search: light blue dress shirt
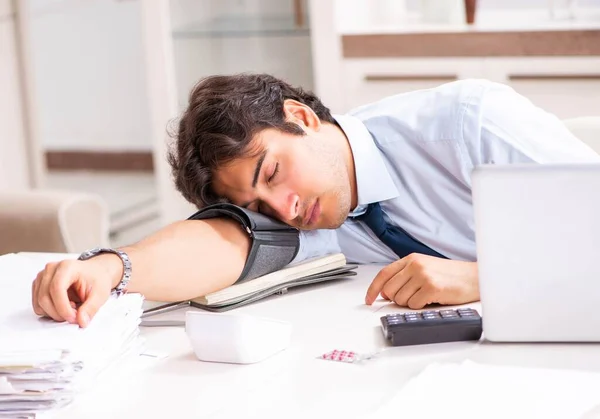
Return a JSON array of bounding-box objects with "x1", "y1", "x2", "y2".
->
[{"x1": 293, "y1": 79, "x2": 600, "y2": 264}]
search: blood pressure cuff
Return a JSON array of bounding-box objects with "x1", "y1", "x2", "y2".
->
[{"x1": 188, "y1": 203, "x2": 300, "y2": 284}]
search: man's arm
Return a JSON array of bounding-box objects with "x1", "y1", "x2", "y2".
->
[{"x1": 32, "y1": 218, "x2": 250, "y2": 327}]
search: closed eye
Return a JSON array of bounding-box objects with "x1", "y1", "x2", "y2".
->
[{"x1": 268, "y1": 163, "x2": 279, "y2": 184}]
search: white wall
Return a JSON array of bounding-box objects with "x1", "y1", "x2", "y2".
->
[
  {"x1": 0, "y1": 0, "x2": 31, "y2": 190},
  {"x1": 27, "y1": 0, "x2": 313, "y2": 152},
  {"x1": 28, "y1": 0, "x2": 152, "y2": 151}
]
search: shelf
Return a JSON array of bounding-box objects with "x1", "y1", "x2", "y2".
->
[
  {"x1": 172, "y1": 15, "x2": 310, "y2": 39},
  {"x1": 342, "y1": 29, "x2": 600, "y2": 58},
  {"x1": 338, "y1": 9, "x2": 600, "y2": 35}
]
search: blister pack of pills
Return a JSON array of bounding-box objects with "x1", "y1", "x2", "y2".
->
[{"x1": 318, "y1": 349, "x2": 381, "y2": 364}]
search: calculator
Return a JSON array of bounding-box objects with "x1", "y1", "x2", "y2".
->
[{"x1": 380, "y1": 308, "x2": 483, "y2": 346}]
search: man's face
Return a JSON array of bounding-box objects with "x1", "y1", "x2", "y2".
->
[{"x1": 212, "y1": 126, "x2": 353, "y2": 230}]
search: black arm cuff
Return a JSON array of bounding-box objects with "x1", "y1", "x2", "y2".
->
[{"x1": 188, "y1": 203, "x2": 300, "y2": 283}]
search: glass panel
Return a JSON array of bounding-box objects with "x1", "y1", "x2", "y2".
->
[{"x1": 170, "y1": 0, "x2": 314, "y2": 110}]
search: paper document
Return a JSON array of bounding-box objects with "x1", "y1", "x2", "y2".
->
[
  {"x1": 0, "y1": 253, "x2": 145, "y2": 418},
  {"x1": 369, "y1": 360, "x2": 600, "y2": 419}
]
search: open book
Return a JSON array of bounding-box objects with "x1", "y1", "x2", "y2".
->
[{"x1": 143, "y1": 253, "x2": 357, "y2": 315}]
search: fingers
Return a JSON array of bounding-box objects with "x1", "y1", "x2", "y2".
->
[
  {"x1": 77, "y1": 287, "x2": 108, "y2": 328},
  {"x1": 33, "y1": 261, "x2": 78, "y2": 324},
  {"x1": 36, "y1": 262, "x2": 63, "y2": 321},
  {"x1": 365, "y1": 254, "x2": 443, "y2": 309},
  {"x1": 49, "y1": 263, "x2": 78, "y2": 323},
  {"x1": 407, "y1": 287, "x2": 431, "y2": 310},
  {"x1": 390, "y1": 274, "x2": 422, "y2": 307},
  {"x1": 365, "y1": 258, "x2": 408, "y2": 305}
]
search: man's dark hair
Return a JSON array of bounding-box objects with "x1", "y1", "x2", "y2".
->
[{"x1": 167, "y1": 73, "x2": 335, "y2": 209}]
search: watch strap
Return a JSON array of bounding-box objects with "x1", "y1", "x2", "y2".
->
[{"x1": 78, "y1": 247, "x2": 132, "y2": 296}]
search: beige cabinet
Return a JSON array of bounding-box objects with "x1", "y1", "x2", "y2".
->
[
  {"x1": 338, "y1": 56, "x2": 600, "y2": 118},
  {"x1": 484, "y1": 57, "x2": 600, "y2": 119},
  {"x1": 341, "y1": 58, "x2": 484, "y2": 111}
]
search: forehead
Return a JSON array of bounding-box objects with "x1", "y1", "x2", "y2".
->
[
  {"x1": 212, "y1": 155, "x2": 258, "y2": 198},
  {"x1": 211, "y1": 136, "x2": 266, "y2": 201}
]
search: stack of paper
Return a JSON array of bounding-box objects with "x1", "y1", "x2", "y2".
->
[
  {"x1": 369, "y1": 360, "x2": 600, "y2": 419},
  {"x1": 0, "y1": 254, "x2": 144, "y2": 418}
]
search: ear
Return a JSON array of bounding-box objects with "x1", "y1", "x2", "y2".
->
[{"x1": 283, "y1": 99, "x2": 321, "y2": 132}]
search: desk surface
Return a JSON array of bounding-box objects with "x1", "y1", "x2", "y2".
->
[{"x1": 11, "y1": 253, "x2": 600, "y2": 419}]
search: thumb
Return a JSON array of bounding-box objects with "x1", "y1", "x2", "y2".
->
[{"x1": 77, "y1": 288, "x2": 109, "y2": 328}]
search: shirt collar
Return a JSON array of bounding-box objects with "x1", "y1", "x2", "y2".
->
[{"x1": 333, "y1": 114, "x2": 399, "y2": 211}]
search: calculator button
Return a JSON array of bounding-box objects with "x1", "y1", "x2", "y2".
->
[
  {"x1": 441, "y1": 312, "x2": 459, "y2": 319},
  {"x1": 387, "y1": 317, "x2": 405, "y2": 324},
  {"x1": 405, "y1": 317, "x2": 420, "y2": 322}
]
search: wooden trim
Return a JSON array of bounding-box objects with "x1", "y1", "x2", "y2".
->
[
  {"x1": 509, "y1": 74, "x2": 600, "y2": 81},
  {"x1": 364, "y1": 74, "x2": 457, "y2": 82},
  {"x1": 46, "y1": 151, "x2": 154, "y2": 171},
  {"x1": 293, "y1": 0, "x2": 305, "y2": 28},
  {"x1": 342, "y1": 30, "x2": 600, "y2": 58}
]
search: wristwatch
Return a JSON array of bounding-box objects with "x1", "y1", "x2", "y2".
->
[{"x1": 78, "y1": 247, "x2": 132, "y2": 296}]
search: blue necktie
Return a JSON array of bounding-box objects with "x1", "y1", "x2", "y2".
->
[{"x1": 356, "y1": 202, "x2": 447, "y2": 259}]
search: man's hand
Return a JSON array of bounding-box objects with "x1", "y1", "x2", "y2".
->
[
  {"x1": 365, "y1": 253, "x2": 479, "y2": 309},
  {"x1": 31, "y1": 254, "x2": 122, "y2": 328}
]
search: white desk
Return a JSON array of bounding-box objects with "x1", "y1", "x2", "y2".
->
[{"x1": 10, "y1": 254, "x2": 600, "y2": 419}]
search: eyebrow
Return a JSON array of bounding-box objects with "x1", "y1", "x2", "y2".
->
[
  {"x1": 241, "y1": 149, "x2": 268, "y2": 209},
  {"x1": 252, "y1": 150, "x2": 268, "y2": 188}
]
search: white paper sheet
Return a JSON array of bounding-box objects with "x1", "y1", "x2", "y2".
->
[{"x1": 369, "y1": 360, "x2": 600, "y2": 419}]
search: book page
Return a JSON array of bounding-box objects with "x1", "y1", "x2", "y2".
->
[{"x1": 194, "y1": 253, "x2": 347, "y2": 305}]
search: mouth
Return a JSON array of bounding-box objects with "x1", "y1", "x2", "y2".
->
[{"x1": 303, "y1": 199, "x2": 320, "y2": 227}]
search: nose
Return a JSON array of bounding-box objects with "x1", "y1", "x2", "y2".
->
[{"x1": 267, "y1": 189, "x2": 300, "y2": 222}]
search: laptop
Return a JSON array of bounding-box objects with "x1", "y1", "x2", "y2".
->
[{"x1": 472, "y1": 164, "x2": 600, "y2": 342}]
